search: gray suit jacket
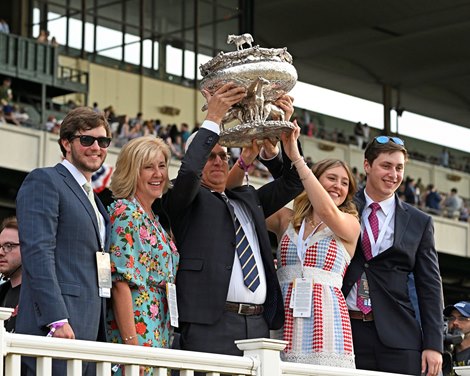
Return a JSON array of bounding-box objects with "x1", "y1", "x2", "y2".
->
[{"x1": 15, "y1": 163, "x2": 110, "y2": 342}]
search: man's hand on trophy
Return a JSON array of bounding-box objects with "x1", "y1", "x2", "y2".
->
[
  {"x1": 202, "y1": 82, "x2": 246, "y2": 125},
  {"x1": 274, "y1": 94, "x2": 294, "y2": 121},
  {"x1": 281, "y1": 120, "x2": 302, "y2": 162},
  {"x1": 240, "y1": 139, "x2": 260, "y2": 165},
  {"x1": 259, "y1": 138, "x2": 280, "y2": 160}
]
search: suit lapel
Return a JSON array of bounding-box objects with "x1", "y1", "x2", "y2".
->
[
  {"x1": 55, "y1": 164, "x2": 102, "y2": 242},
  {"x1": 393, "y1": 196, "x2": 410, "y2": 249}
]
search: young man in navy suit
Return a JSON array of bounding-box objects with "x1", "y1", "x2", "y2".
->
[
  {"x1": 342, "y1": 136, "x2": 443, "y2": 376},
  {"x1": 16, "y1": 107, "x2": 112, "y2": 375}
]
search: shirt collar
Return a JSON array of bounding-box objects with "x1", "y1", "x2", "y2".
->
[
  {"x1": 363, "y1": 190, "x2": 395, "y2": 216},
  {"x1": 61, "y1": 159, "x2": 89, "y2": 188}
]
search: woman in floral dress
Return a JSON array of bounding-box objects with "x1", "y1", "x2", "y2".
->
[
  {"x1": 107, "y1": 136, "x2": 179, "y2": 374},
  {"x1": 267, "y1": 125, "x2": 360, "y2": 368}
]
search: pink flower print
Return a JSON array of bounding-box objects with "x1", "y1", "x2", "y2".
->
[
  {"x1": 149, "y1": 304, "x2": 158, "y2": 319},
  {"x1": 114, "y1": 202, "x2": 127, "y2": 216},
  {"x1": 116, "y1": 226, "x2": 124, "y2": 235},
  {"x1": 149, "y1": 235, "x2": 157, "y2": 246},
  {"x1": 139, "y1": 226, "x2": 150, "y2": 241}
]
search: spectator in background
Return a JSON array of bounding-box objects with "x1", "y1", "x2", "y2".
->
[
  {"x1": 305, "y1": 156, "x2": 314, "y2": 169},
  {"x1": 0, "y1": 216, "x2": 22, "y2": 333},
  {"x1": 0, "y1": 77, "x2": 13, "y2": 108},
  {"x1": 3, "y1": 105, "x2": 20, "y2": 126},
  {"x1": 354, "y1": 122, "x2": 365, "y2": 148},
  {"x1": 0, "y1": 19, "x2": 10, "y2": 34},
  {"x1": 130, "y1": 111, "x2": 143, "y2": 128},
  {"x1": 45, "y1": 114, "x2": 58, "y2": 132},
  {"x1": 404, "y1": 176, "x2": 417, "y2": 205},
  {"x1": 443, "y1": 188, "x2": 463, "y2": 218},
  {"x1": 443, "y1": 302, "x2": 470, "y2": 369},
  {"x1": 50, "y1": 36, "x2": 59, "y2": 47},
  {"x1": 92, "y1": 102, "x2": 100, "y2": 113},
  {"x1": 440, "y1": 147, "x2": 449, "y2": 168},
  {"x1": 180, "y1": 122, "x2": 191, "y2": 148},
  {"x1": 460, "y1": 199, "x2": 469, "y2": 222},
  {"x1": 424, "y1": 184, "x2": 442, "y2": 215},
  {"x1": 37, "y1": 29, "x2": 49, "y2": 44}
]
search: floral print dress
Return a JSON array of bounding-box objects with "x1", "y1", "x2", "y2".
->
[{"x1": 107, "y1": 199, "x2": 179, "y2": 352}]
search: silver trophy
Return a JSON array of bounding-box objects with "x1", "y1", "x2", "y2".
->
[{"x1": 200, "y1": 33, "x2": 297, "y2": 147}]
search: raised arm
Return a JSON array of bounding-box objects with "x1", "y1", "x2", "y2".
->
[{"x1": 281, "y1": 124, "x2": 360, "y2": 256}]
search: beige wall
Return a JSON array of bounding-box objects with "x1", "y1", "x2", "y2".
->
[{"x1": 59, "y1": 55, "x2": 206, "y2": 126}]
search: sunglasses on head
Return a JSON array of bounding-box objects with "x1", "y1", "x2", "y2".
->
[
  {"x1": 374, "y1": 136, "x2": 405, "y2": 146},
  {"x1": 70, "y1": 135, "x2": 112, "y2": 148},
  {"x1": 208, "y1": 151, "x2": 230, "y2": 161}
]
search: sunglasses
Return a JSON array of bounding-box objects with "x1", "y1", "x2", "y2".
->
[
  {"x1": 70, "y1": 135, "x2": 112, "y2": 148},
  {"x1": 374, "y1": 136, "x2": 405, "y2": 146},
  {"x1": 208, "y1": 151, "x2": 230, "y2": 162}
]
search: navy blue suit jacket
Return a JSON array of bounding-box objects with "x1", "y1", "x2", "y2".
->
[
  {"x1": 160, "y1": 128, "x2": 303, "y2": 330},
  {"x1": 16, "y1": 163, "x2": 110, "y2": 342}
]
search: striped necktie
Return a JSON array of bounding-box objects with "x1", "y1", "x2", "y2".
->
[
  {"x1": 356, "y1": 202, "x2": 381, "y2": 314},
  {"x1": 220, "y1": 192, "x2": 260, "y2": 292},
  {"x1": 234, "y1": 214, "x2": 260, "y2": 292}
]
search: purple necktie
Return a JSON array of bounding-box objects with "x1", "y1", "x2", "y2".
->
[{"x1": 356, "y1": 202, "x2": 381, "y2": 313}]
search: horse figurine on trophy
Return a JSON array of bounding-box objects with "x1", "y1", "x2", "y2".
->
[{"x1": 200, "y1": 33, "x2": 297, "y2": 147}]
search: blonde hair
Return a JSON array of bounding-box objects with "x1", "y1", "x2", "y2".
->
[
  {"x1": 292, "y1": 159, "x2": 359, "y2": 233},
  {"x1": 110, "y1": 136, "x2": 171, "y2": 199}
]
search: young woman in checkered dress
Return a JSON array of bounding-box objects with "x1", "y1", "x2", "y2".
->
[{"x1": 267, "y1": 126, "x2": 360, "y2": 367}]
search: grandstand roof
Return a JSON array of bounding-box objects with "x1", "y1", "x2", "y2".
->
[{"x1": 254, "y1": 0, "x2": 470, "y2": 131}]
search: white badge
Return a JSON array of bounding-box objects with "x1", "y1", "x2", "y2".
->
[
  {"x1": 96, "y1": 252, "x2": 112, "y2": 298},
  {"x1": 289, "y1": 286, "x2": 295, "y2": 309},
  {"x1": 166, "y1": 282, "x2": 179, "y2": 328},
  {"x1": 293, "y1": 278, "x2": 313, "y2": 318}
]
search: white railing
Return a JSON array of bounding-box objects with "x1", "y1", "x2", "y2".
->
[{"x1": 0, "y1": 308, "x2": 439, "y2": 376}]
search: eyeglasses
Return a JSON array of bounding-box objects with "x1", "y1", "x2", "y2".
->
[
  {"x1": 374, "y1": 136, "x2": 405, "y2": 146},
  {"x1": 70, "y1": 135, "x2": 112, "y2": 148},
  {"x1": 0, "y1": 243, "x2": 20, "y2": 253},
  {"x1": 208, "y1": 151, "x2": 230, "y2": 162},
  {"x1": 446, "y1": 316, "x2": 470, "y2": 323}
]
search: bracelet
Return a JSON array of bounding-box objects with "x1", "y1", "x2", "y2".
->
[
  {"x1": 237, "y1": 156, "x2": 252, "y2": 185},
  {"x1": 238, "y1": 156, "x2": 252, "y2": 170},
  {"x1": 123, "y1": 334, "x2": 137, "y2": 343},
  {"x1": 291, "y1": 156, "x2": 305, "y2": 169},
  {"x1": 46, "y1": 321, "x2": 66, "y2": 337}
]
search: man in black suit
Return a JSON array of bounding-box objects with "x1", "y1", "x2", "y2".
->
[
  {"x1": 161, "y1": 83, "x2": 303, "y2": 356},
  {"x1": 342, "y1": 136, "x2": 443, "y2": 376}
]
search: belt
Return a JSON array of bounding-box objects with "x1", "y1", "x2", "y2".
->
[
  {"x1": 349, "y1": 310, "x2": 374, "y2": 322},
  {"x1": 225, "y1": 302, "x2": 264, "y2": 316}
]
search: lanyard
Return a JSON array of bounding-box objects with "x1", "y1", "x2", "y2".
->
[
  {"x1": 363, "y1": 206, "x2": 393, "y2": 257},
  {"x1": 296, "y1": 218, "x2": 323, "y2": 274}
]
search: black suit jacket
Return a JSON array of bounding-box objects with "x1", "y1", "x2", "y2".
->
[
  {"x1": 160, "y1": 128, "x2": 303, "y2": 330},
  {"x1": 342, "y1": 189, "x2": 443, "y2": 352}
]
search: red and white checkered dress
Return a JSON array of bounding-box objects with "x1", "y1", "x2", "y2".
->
[{"x1": 273, "y1": 223, "x2": 355, "y2": 368}]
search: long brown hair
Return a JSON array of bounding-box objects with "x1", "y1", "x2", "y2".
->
[{"x1": 292, "y1": 159, "x2": 359, "y2": 233}]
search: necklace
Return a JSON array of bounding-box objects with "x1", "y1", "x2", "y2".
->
[{"x1": 308, "y1": 217, "x2": 323, "y2": 229}]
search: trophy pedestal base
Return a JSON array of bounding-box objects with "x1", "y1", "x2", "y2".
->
[{"x1": 219, "y1": 120, "x2": 295, "y2": 148}]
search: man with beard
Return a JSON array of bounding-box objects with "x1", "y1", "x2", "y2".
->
[
  {"x1": 444, "y1": 302, "x2": 470, "y2": 370},
  {"x1": 0, "y1": 216, "x2": 22, "y2": 332},
  {"x1": 16, "y1": 107, "x2": 112, "y2": 375}
]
